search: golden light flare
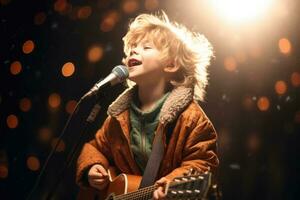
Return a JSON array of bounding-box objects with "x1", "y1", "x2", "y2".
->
[
  {"x1": 77, "y1": 6, "x2": 92, "y2": 19},
  {"x1": 22, "y1": 40, "x2": 35, "y2": 54},
  {"x1": 19, "y1": 98, "x2": 32, "y2": 112},
  {"x1": 274, "y1": 80, "x2": 287, "y2": 95},
  {"x1": 224, "y1": 56, "x2": 237, "y2": 72},
  {"x1": 38, "y1": 127, "x2": 53, "y2": 143},
  {"x1": 234, "y1": 51, "x2": 247, "y2": 63},
  {"x1": 122, "y1": 0, "x2": 139, "y2": 14},
  {"x1": 48, "y1": 93, "x2": 61, "y2": 109},
  {"x1": 278, "y1": 38, "x2": 292, "y2": 55},
  {"x1": 257, "y1": 96, "x2": 270, "y2": 111},
  {"x1": 51, "y1": 138, "x2": 66, "y2": 152},
  {"x1": 7, "y1": 114, "x2": 18, "y2": 129},
  {"x1": 10, "y1": 61, "x2": 22, "y2": 75},
  {"x1": 66, "y1": 100, "x2": 77, "y2": 114},
  {"x1": 87, "y1": 46, "x2": 104, "y2": 63},
  {"x1": 144, "y1": 0, "x2": 159, "y2": 11},
  {"x1": 34, "y1": 12, "x2": 47, "y2": 25},
  {"x1": 100, "y1": 11, "x2": 120, "y2": 32},
  {"x1": 27, "y1": 156, "x2": 40, "y2": 171},
  {"x1": 211, "y1": 0, "x2": 273, "y2": 22},
  {"x1": 61, "y1": 62, "x2": 75, "y2": 77},
  {"x1": 291, "y1": 72, "x2": 300, "y2": 87}
]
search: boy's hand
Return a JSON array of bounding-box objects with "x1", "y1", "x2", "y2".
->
[
  {"x1": 88, "y1": 164, "x2": 109, "y2": 190},
  {"x1": 153, "y1": 177, "x2": 169, "y2": 200}
]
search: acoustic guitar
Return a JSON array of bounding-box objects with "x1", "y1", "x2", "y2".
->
[{"x1": 77, "y1": 168, "x2": 212, "y2": 200}]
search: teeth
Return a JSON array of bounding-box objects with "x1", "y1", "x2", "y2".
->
[{"x1": 129, "y1": 59, "x2": 141, "y2": 67}]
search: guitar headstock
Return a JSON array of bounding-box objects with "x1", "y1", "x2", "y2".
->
[{"x1": 165, "y1": 170, "x2": 212, "y2": 200}]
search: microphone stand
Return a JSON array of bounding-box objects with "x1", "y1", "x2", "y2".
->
[{"x1": 26, "y1": 94, "x2": 104, "y2": 200}]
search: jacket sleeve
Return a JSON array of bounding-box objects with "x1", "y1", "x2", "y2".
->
[
  {"x1": 76, "y1": 116, "x2": 113, "y2": 187},
  {"x1": 164, "y1": 113, "x2": 219, "y2": 181}
]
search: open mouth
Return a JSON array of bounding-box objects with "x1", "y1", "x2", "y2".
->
[{"x1": 128, "y1": 58, "x2": 142, "y2": 67}]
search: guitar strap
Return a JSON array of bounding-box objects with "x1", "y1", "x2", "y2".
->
[{"x1": 139, "y1": 126, "x2": 165, "y2": 188}]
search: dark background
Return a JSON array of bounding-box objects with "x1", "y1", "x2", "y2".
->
[{"x1": 1, "y1": 0, "x2": 300, "y2": 199}]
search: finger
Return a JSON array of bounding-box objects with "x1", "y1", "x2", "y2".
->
[
  {"x1": 91, "y1": 177, "x2": 108, "y2": 184},
  {"x1": 153, "y1": 190, "x2": 159, "y2": 200},
  {"x1": 94, "y1": 165, "x2": 108, "y2": 176},
  {"x1": 157, "y1": 187, "x2": 166, "y2": 198}
]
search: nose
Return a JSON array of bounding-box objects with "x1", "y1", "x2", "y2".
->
[{"x1": 130, "y1": 47, "x2": 138, "y2": 56}]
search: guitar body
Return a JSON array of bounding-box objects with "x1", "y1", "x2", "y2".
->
[
  {"x1": 77, "y1": 167, "x2": 212, "y2": 200},
  {"x1": 77, "y1": 168, "x2": 142, "y2": 200}
]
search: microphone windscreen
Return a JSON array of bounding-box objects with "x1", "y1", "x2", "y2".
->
[{"x1": 112, "y1": 65, "x2": 129, "y2": 81}]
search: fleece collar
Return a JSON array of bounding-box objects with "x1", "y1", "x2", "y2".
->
[{"x1": 107, "y1": 86, "x2": 193, "y2": 124}]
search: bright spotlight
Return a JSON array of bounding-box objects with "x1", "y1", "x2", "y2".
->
[{"x1": 212, "y1": 0, "x2": 273, "y2": 22}]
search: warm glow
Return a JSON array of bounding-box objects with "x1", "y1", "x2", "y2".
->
[
  {"x1": 278, "y1": 38, "x2": 292, "y2": 55},
  {"x1": 38, "y1": 127, "x2": 52, "y2": 142},
  {"x1": 34, "y1": 12, "x2": 47, "y2": 25},
  {"x1": 61, "y1": 62, "x2": 75, "y2": 77},
  {"x1": 51, "y1": 138, "x2": 66, "y2": 152},
  {"x1": 0, "y1": 0, "x2": 11, "y2": 6},
  {"x1": 10, "y1": 61, "x2": 22, "y2": 75},
  {"x1": 235, "y1": 51, "x2": 247, "y2": 63},
  {"x1": 88, "y1": 46, "x2": 104, "y2": 63},
  {"x1": 66, "y1": 100, "x2": 77, "y2": 114},
  {"x1": 274, "y1": 80, "x2": 287, "y2": 95},
  {"x1": 257, "y1": 96, "x2": 270, "y2": 111},
  {"x1": 7, "y1": 114, "x2": 18, "y2": 129},
  {"x1": 291, "y1": 72, "x2": 300, "y2": 87},
  {"x1": 22, "y1": 40, "x2": 35, "y2": 54},
  {"x1": 100, "y1": 11, "x2": 119, "y2": 32},
  {"x1": 122, "y1": 0, "x2": 139, "y2": 14},
  {"x1": 48, "y1": 93, "x2": 61, "y2": 109},
  {"x1": 212, "y1": 0, "x2": 273, "y2": 22},
  {"x1": 19, "y1": 98, "x2": 32, "y2": 112},
  {"x1": 27, "y1": 156, "x2": 40, "y2": 171},
  {"x1": 249, "y1": 45, "x2": 262, "y2": 58},
  {"x1": 0, "y1": 165, "x2": 8, "y2": 178},
  {"x1": 77, "y1": 6, "x2": 92, "y2": 19},
  {"x1": 224, "y1": 56, "x2": 237, "y2": 71},
  {"x1": 145, "y1": 0, "x2": 159, "y2": 11}
]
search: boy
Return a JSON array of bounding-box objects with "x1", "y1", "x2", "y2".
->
[{"x1": 76, "y1": 12, "x2": 219, "y2": 199}]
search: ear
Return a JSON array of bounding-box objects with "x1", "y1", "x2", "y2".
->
[{"x1": 163, "y1": 64, "x2": 180, "y2": 73}]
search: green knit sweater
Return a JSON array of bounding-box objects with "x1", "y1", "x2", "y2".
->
[{"x1": 129, "y1": 92, "x2": 170, "y2": 173}]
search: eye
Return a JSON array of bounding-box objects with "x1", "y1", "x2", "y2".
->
[{"x1": 144, "y1": 46, "x2": 152, "y2": 50}]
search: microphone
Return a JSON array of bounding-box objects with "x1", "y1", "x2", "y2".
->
[{"x1": 82, "y1": 65, "x2": 129, "y2": 100}]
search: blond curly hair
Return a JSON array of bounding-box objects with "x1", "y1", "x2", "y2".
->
[{"x1": 123, "y1": 12, "x2": 214, "y2": 101}]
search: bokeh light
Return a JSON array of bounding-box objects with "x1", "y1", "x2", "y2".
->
[
  {"x1": 144, "y1": 0, "x2": 159, "y2": 11},
  {"x1": 61, "y1": 62, "x2": 75, "y2": 77},
  {"x1": 26, "y1": 156, "x2": 40, "y2": 171},
  {"x1": 34, "y1": 12, "x2": 47, "y2": 25},
  {"x1": 48, "y1": 93, "x2": 61, "y2": 109},
  {"x1": 6, "y1": 114, "x2": 19, "y2": 129},
  {"x1": 274, "y1": 80, "x2": 287, "y2": 95},
  {"x1": 0, "y1": 0, "x2": 11, "y2": 6},
  {"x1": 278, "y1": 38, "x2": 292, "y2": 55},
  {"x1": 224, "y1": 56, "x2": 237, "y2": 72},
  {"x1": 54, "y1": 0, "x2": 68, "y2": 13},
  {"x1": 22, "y1": 40, "x2": 35, "y2": 54},
  {"x1": 51, "y1": 138, "x2": 66, "y2": 152},
  {"x1": 10, "y1": 61, "x2": 22, "y2": 75},
  {"x1": 295, "y1": 111, "x2": 300, "y2": 124},
  {"x1": 257, "y1": 96, "x2": 270, "y2": 111},
  {"x1": 291, "y1": 72, "x2": 300, "y2": 87},
  {"x1": 242, "y1": 95, "x2": 254, "y2": 111},
  {"x1": 100, "y1": 11, "x2": 120, "y2": 32},
  {"x1": 0, "y1": 164, "x2": 8, "y2": 179},
  {"x1": 77, "y1": 6, "x2": 92, "y2": 19},
  {"x1": 122, "y1": 0, "x2": 139, "y2": 14},
  {"x1": 87, "y1": 45, "x2": 104, "y2": 63},
  {"x1": 19, "y1": 98, "x2": 32, "y2": 112},
  {"x1": 38, "y1": 127, "x2": 53, "y2": 143},
  {"x1": 65, "y1": 100, "x2": 77, "y2": 114}
]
